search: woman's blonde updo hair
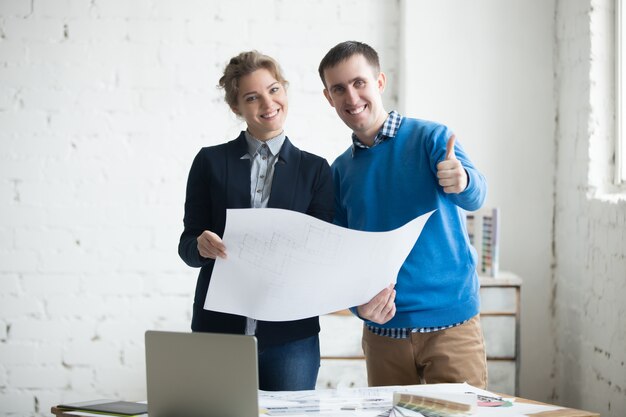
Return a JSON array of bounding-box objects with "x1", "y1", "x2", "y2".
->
[{"x1": 218, "y1": 50, "x2": 289, "y2": 109}]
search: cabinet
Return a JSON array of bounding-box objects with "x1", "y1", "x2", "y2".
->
[
  {"x1": 316, "y1": 272, "x2": 522, "y2": 396},
  {"x1": 479, "y1": 272, "x2": 521, "y2": 395}
]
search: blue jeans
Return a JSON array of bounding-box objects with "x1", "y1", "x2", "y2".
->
[{"x1": 258, "y1": 334, "x2": 320, "y2": 391}]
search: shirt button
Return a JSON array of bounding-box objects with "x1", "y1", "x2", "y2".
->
[
  {"x1": 260, "y1": 175, "x2": 265, "y2": 179},
  {"x1": 257, "y1": 190, "x2": 262, "y2": 193},
  {"x1": 262, "y1": 156, "x2": 267, "y2": 160}
]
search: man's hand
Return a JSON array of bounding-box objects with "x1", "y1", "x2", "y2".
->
[
  {"x1": 357, "y1": 284, "x2": 396, "y2": 325},
  {"x1": 197, "y1": 230, "x2": 227, "y2": 259},
  {"x1": 436, "y1": 134, "x2": 468, "y2": 194}
]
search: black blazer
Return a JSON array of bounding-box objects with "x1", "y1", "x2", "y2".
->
[{"x1": 178, "y1": 132, "x2": 334, "y2": 349}]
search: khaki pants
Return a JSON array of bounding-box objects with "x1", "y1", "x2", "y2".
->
[{"x1": 362, "y1": 314, "x2": 488, "y2": 388}]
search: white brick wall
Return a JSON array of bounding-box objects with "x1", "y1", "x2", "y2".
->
[
  {"x1": 554, "y1": 1, "x2": 626, "y2": 416},
  {"x1": 4, "y1": 1, "x2": 624, "y2": 416},
  {"x1": 0, "y1": 0, "x2": 399, "y2": 415}
]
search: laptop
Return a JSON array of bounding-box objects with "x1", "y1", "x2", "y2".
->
[{"x1": 145, "y1": 330, "x2": 259, "y2": 417}]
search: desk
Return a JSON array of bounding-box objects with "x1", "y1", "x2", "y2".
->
[
  {"x1": 514, "y1": 396, "x2": 599, "y2": 417},
  {"x1": 50, "y1": 390, "x2": 599, "y2": 417}
]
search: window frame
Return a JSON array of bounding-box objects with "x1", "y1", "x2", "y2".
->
[{"x1": 617, "y1": 0, "x2": 625, "y2": 184}]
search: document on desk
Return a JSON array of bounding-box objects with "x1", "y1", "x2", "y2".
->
[
  {"x1": 204, "y1": 208, "x2": 435, "y2": 321},
  {"x1": 259, "y1": 383, "x2": 563, "y2": 417}
]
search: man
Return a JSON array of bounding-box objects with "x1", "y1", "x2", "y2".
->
[{"x1": 318, "y1": 40, "x2": 488, "y2": 388}]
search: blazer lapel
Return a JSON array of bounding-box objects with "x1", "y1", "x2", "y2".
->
[
  {"x1": 226, "y1": 133, "x2": 252, "y2": 208},
  {"x1": 269, "y1": 137, "x2": 300, "y2": 210}
]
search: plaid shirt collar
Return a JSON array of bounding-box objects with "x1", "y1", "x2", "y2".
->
[
  {"x1": 351, "y1": 110, "x2": 403, "y2": 156},
  {"x1": 243, "y1": 130, "x2": 285, "y2": 158}
]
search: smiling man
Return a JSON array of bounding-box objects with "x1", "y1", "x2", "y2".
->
[{"x1": 318, "y1": 41, "x2": 489, "y2": 388}]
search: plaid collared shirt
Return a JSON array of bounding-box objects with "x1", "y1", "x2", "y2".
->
[
  {"x1": 351, "y1": 110, "x2": 403, "y2": 153},
  {"x1": 366, "y1": 320, "x2": 469, "y2": 339}
]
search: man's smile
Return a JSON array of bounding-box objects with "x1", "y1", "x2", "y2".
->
[{"x1": 347, "y1": 105, "x2": 367, "y2": 115}]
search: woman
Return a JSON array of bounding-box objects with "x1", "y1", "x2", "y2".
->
[{"x1": 178, "y1": 51, "x2": 334, "y2": 391}]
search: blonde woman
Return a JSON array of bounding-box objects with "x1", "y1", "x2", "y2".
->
[{"x1": 178, "y1": 51, "x2": 333, "y2": 390}]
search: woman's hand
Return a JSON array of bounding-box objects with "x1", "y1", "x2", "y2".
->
[{"x1": 197, "y1": 230, "x2": 227, "y2": 259}]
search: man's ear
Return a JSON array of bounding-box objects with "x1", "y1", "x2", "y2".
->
[
  {"x1": 323, "y1": 89, "x2": 335, "y2": 108},
  {"x1": 230, "y1": 105, "x2": 240, "y2": 116},
  {"x1": 377, "y1": 72, "x2": 387, "y2": 93}
]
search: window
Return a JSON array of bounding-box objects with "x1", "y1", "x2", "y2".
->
[{"x1": 618, "y1": 0, "x2": 626, "y2": 184}]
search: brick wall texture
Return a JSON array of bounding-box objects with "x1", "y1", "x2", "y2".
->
[{"x1": 554, "y1": 1, "x2": 626, "y2": 416}]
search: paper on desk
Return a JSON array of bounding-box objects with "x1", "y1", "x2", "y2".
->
[
  {"x1": 259, "y1": 383, "x2": 562, "y2": 417},
  {"x1": 204, "y1": 208, "x2": 435, "y2": 321}
]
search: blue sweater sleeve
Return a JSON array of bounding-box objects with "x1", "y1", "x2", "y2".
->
[{"x1": 454, "y1": 165, "x2": 487, "y2": 211}]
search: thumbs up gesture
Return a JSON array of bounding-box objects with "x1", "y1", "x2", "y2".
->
[{"x1": 436, "y1": 134, "x2": 468, "y2": 194}]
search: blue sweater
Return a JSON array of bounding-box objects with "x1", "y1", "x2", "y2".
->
[{"x1": 331, "y1": 117, "x2": 487, "y2": 328}]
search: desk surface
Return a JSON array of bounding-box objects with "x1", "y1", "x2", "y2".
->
[
  {"x1": 52, "y1": 404, "x2": 599, "y2": 417},
  {"x1": 516, "y1": 396, "x2": 599, "y2": 417},
  {"x1": 50, "y1": 383, "x2": 600, "y2": 417},
  {"x1": 51, "y1": 399, "x2": 599, "y2": 417}
]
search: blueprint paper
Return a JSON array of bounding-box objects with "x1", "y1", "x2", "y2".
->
[{"x1": 204, "y1": 208, "x2": 435, "y2": 321}]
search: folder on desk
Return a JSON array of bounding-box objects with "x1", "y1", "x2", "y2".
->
[{"x1": 52, "y1": 400, "x2": 147, "y2": 416}]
